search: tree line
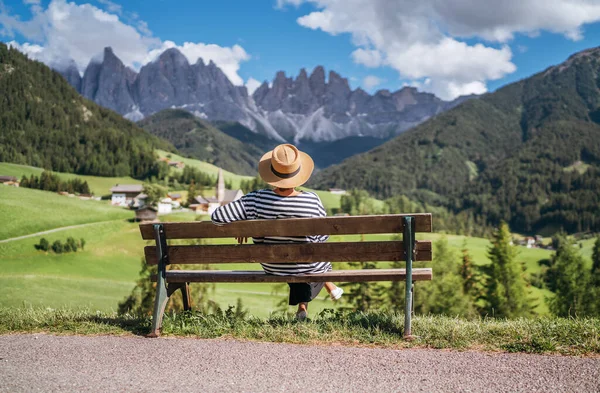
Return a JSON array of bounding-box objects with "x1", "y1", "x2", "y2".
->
[{"x1": 20, "y1": 171, "x2": 91, "y2": 195}]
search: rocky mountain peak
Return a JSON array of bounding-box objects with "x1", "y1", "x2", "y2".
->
[
  {"x1": 309, "y1": 66, "x2": 326, "y2": 96},
  {"x1": 56, "y1": 47, "x2": 474, "y2": 144},
  {"x1": 159, "y1": 47, "x2": 189, "y2": 66}
]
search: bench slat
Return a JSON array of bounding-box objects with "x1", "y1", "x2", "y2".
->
[
  {"x1": 144, "y1": 240, "x2": 432, "y2": 265},
  {"x1": 156, "y1": 268, "x2": 433, "y2": 283},
  {"x1": 139, "y1": 213, "x2": 432, "y2": 240}
]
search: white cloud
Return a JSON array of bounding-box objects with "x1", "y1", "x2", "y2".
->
[
  {"x1": 351, "y1": 48, "x2": 382, "y2": 68},
  {"x1": 363, "y1": 75, "x2": 384, "y2": 89},
  {"x1": 280, "y1": 0, "x2": 600, "y2": 99},
  {"x1": 1, "y1": 0, "x2": 252, "y2": 85},
  {"x1": 96, "y1": 0, "x2": 122, "y2": 15},
  {"x1": 245, "y1": 77, "x2": 262, "y2": 95}
]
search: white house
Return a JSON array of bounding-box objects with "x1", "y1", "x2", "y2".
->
[
  {"x1": 158, "y1": 197, "x2": 173, "y2": 214},
  {"x1": 110, "y1": 184, "x2": 144, "y2": 206}
]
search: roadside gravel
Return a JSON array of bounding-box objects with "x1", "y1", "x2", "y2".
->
[{"x1": 0, "y1": 334, "x2": 598, "y2": 392}]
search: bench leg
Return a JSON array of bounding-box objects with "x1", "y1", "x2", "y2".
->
[
  {"x1": 148, "y1": 276, "x2": 168, "y2": 338},
  {"x1": 167, "y1": 283, "x2": 192, "y2": 312},
  {"x1": 180, "y1": 282, "x2": 192, "y2": 311},
  {"x1": 403, "y1": 216, "x2": 415, "y2": 340},
  {"x1": 148, "y1": 224, "x2": 168, "y2": 338}
]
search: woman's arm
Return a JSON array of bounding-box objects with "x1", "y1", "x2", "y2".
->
[{"x1": 211, "y1": 192, "x2": 256, "y2": 225}]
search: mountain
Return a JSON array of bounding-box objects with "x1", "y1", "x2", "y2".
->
[
  {"x1": 310, "y1": 47, "x2": 600, "y2": 235},
  {"x1": 0, "y1": 42, "x2": 171, "y2": 178},
  {"x1": 55, "y1": 47, "x2": 473, "y2": 145},
  {"x1": 211, "y1": 120, "x2": 386, "y2": 169},
  {"x1": 138, "y1": 109, "x2": 264, "y2": 176},
  {"x1": 251, "y1": 68, "x2": 468, "y2": 143}
]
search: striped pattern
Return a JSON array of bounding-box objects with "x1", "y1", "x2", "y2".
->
[{"x1": 211, "y1": 189, "x2": 332, "y2": 275}]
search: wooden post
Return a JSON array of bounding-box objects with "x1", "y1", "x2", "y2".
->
[
  {"x1": 148, "y1": 224, "x2": 169, "y2": 338},
  {"x1": 403, "y1": 216, "x2": 415, "y2": 339}
]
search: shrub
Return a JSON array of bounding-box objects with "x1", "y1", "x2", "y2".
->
[
  {"x1": 51, "y1": 240, "x2": 64, "y2": 254},
  {"x1": 66, "y1": 237, "x2": 78, "y2": 252},
  {"x1": 34, "y1": 238, "x2": 49, "y2": 252}
]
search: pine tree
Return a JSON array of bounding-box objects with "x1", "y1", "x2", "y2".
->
[
  {"x1": 414, "y1": 237, "x2": 474, "y2": 317},
  {"x1": 187, "y1": 179, "x2": 197, "y2": 206},
  {"x1": 548, "y1": 234, "x2": 590, "y2": 317},
  {"x1": 590, "y1": 237, "x2": 600, "y2": 315},
  {"x1": 342, "y1": 261, "x2": 386, "y2": 312},
  {"x1": 460, "y1": 240, "x2": 477, "y2": 297},
  {"x1": 480, "y1": 221, "x2": 530, "y2": 318},
  {"x1": 385, "y1": 260, "x2": 405, "y2": 311}
]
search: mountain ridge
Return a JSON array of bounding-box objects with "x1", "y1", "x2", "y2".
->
[{"x1": 55, "y1": 46, "x2": 474, "y2": 144}]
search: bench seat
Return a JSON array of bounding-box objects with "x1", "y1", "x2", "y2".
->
[{"x1": 158, "y1": 268, "x2": 433, "y2": 283}]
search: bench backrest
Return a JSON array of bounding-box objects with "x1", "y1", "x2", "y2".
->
[{"x1": 139, "y1": 213, "x2": 433, "y2": 266}]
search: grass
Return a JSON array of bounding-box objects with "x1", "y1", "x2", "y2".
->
[
  {"x1": 0, "y1": 307, "x2": 598, "y2": 356},
  {"x1": 156, "y1": 149, "x2": 253, "y2": 190},
  {"x1": 0, "y1": 186, "x2": 132, "y2": 240},
  {"x1": 0, "y1": 162, "x2": 142, "y2": 196}
]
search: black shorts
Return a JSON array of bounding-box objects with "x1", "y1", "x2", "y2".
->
[{"x1": 288, "y1": 282, "x2": 325, "y2": 305}]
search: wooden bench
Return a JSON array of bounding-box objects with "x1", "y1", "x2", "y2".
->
[{"x1": 139, "y1": 213, "x2": 433, "y2": 338}]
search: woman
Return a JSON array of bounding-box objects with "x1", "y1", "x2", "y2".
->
[{"x1": 211, "y1": 144, "x2": 343, "y2": 320}]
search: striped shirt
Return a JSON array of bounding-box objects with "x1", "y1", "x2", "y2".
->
[{"x1": 211, "y1": 189, "x2": 332, "y2": 276}]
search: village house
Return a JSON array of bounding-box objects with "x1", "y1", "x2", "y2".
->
[
  {"x1": 158, "y1": 197, "x2": 173, "y2": 214},
  {"x1": 329, "y1": 188, "x2": 347, "y2": 195},
  {"x1": 0, "y1": 176, "x2": 19, "y2": 187},
  {"x1": 110, "y1": 184, "x2": 144, "y2": 206},
  {"x1": 168, "y1": 161, "x2": 185, "y2": 169},
  {"x1": 167, "y1": 193, "x2": 182, "y2": 202},
  {"x1": 167, "y1": 193, "x2": 182, "y2": 208},
  {"x1": 189, "y1": 169, "x2": 243, "y2": 215},
  {"x1": 135, "y1": 206, "x2": 158, "y2": 222}
]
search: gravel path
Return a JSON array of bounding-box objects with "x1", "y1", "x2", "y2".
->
[{"x1": 0, "y1": 334, "x2": 598, "y2": 392}]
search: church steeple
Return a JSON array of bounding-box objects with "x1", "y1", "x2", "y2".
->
[{"x1": 216, "y1": 168, "x2": 224, "y2": 202}]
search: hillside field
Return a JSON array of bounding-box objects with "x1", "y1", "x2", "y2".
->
[
  {"x1": 0, "y1": 186, "x2": 132, "y2": 240},
  {"x1": 0, "y1": 162, "x2": 142, "y2": 196},
  {"x1": 1, "y1": 186, "x2": 590, "y2": 317}
]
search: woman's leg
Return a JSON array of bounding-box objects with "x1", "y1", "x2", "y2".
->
[
  {"x1": 324, "y1": 282, "x2": 344, "y2": 300},
  {"x1": 324, "y1": 282, "x2": 337, "y2": 293}
]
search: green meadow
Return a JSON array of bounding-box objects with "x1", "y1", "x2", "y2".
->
[
  {"x1": 0, "y1": 186, "x2": 132, "y2": 240},
  {"x1": 2, "y1": 185, "x2": 590, "y2": 318},
  {"x1": 156, "y1": 149, "x2": 253, "y2": 190},
  {"x1": 0, "y1": 162, "x2": 142, "y2": 196}
]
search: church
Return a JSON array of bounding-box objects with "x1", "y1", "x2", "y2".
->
[{"x1": 189, "y1": 169, "x2": 244, "y2": 215}]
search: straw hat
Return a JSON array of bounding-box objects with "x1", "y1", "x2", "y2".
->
[{"x1": 258, "y1": 144, "x2": 314, "y2": 188}]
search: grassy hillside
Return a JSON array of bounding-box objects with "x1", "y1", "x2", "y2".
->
[
  {"x1": 312, "y1": 47, "x2": 600, "y2": 235},
  {"x1": 139, "y1": 110, "x2": 264, "y2": 176},
  {"x1": 2, "y1": 187, "x2": 586, "y2": 317},
  {"x1": 0, "y1": 43, "x2": 172, "y2": 178},
  {"x1": 0, "y1": 186, "x2": 132, "y2": 240},
  {"x1": 0, "y1": 162, "x2": 142, "y2": 196},
  {"x1": 156, "y1": 149, "x2": 253, "y2": 190}
]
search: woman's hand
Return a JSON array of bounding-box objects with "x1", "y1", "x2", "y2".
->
[{"x1": 236, "y1": 237, "x2": 249, "y2": 244}]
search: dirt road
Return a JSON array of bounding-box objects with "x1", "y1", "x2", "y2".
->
[{"x1": 0, "y1": 334, "x2": 598, "y2": 392}]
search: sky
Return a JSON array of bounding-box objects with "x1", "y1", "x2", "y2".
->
[{"x1": 1, "y1": 0, "x2": 600, "y2": 100}]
